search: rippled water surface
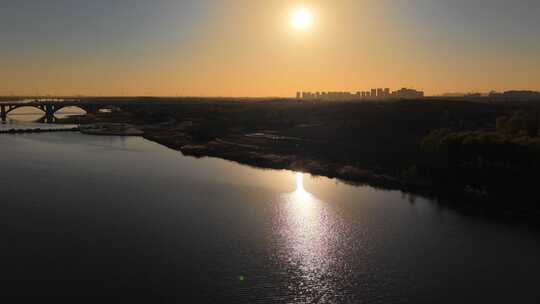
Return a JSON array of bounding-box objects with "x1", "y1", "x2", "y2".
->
[{"x1": 1, "y1": 132, "x2": 539, "y2": 302}]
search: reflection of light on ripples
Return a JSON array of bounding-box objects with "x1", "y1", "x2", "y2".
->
[
  {"x1": 296, "y1": 172, "x2": 306, "y2": 193},
  {"x1": 274, "y1": 172, "x2": 354, "y2": 303}
]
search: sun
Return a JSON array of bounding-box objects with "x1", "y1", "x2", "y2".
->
[{"x1": 291, "y1": 8, "x2": 314, "y2": 30}]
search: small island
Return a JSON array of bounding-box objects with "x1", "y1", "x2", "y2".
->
[{"x1": 80, "y1": 123, "x2": 144, "y2": 136}]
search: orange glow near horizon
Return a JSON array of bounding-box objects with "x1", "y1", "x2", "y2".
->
[{"x1": 1, "y1": 1, "x2": 539, "y2": 97}]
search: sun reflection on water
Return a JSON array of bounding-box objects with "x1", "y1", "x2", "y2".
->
[
  {"x1": 295, "y1": 172, "x2": 305, "y2": 193},
  {"x1": 273, "y1": 172, "x2": 353, "y2": 302},
  {"x1": 293, "y1": 172, "x2": 311, "y2": 202}
]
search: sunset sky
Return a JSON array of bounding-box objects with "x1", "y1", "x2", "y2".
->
[{"x1": 1, "y1": 0, "x2": 539, "y2": 97}]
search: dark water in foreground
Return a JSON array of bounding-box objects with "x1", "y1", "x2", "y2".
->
[{"x1": 1, "y1": 133, "x2": 539, "y2": 302}]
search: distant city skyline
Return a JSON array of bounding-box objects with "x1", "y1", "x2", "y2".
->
[
  {"x1": 2, "y1": 88, "x2": 540, "y2": 99},
  {"x1": 297, "y1": 87, "x2": 424, "y2": 100},
  {"x1": 1, "y1": 0, "x2": 539, "y2": 96}
]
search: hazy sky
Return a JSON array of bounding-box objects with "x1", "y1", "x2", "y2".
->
[{"x1": 1, "y1": 0, "x2": 539, "y2": 96}]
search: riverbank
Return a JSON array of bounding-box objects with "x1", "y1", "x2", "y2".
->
[
  {"x1": 119, "y1": 98, "x2": 540, "y2": 219},
  {"x1": 0, "y1": 126, "x2": 79, "y2": 134},
  {"x1": 143, "y1": 129, "x2": 540, "y2": 222}
]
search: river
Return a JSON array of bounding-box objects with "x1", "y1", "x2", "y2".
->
[{"x1": 0, "y1": 132, "x2": 539, "y2": 302}]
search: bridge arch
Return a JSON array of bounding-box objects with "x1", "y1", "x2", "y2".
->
[
  {"x1": 5, "y1": 105, "x2": 45, "y2": 115},
  {"x1": 4, "y1": 105, "x2": 48, "y2": 122},
  {"x1": 52, "y1": 105, "x2": 88, "y2": 115},
  {"x1": 4, "y1": 104, "x2": 89, "y2": 123},
  {"x1": 5, "y1": 104, "x2": 89, "y2": 115}
]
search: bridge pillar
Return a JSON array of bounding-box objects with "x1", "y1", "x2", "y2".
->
[
  {"x1": 0, "y1": 105, "x2": 5, "y2": 122},
  {"x1": 83, "y1": 105, "x2": 98, "y2": 114},
  {"x1": 44, "y1": 104, "x2": 55, "y2": 122}
]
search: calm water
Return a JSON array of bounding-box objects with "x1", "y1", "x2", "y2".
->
[{"x1": 1, "y1": 133, "x2": 539, "y2": 302}]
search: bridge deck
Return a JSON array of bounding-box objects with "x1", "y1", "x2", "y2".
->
[{"x1": 0, "y1": 99, "x2": 123, "y2": 121}]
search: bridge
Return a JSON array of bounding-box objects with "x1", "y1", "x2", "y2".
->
[{"x1": 0, "y1": 99, "x2": 115, "y2": 123}]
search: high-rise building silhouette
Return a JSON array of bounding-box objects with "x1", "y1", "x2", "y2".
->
[
  {"x1": 297, "y1": 87, "x2": 425, "y2": 100},
  {"x1": 391, "y1": 88, "x2": 424, "y2": 99}
]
